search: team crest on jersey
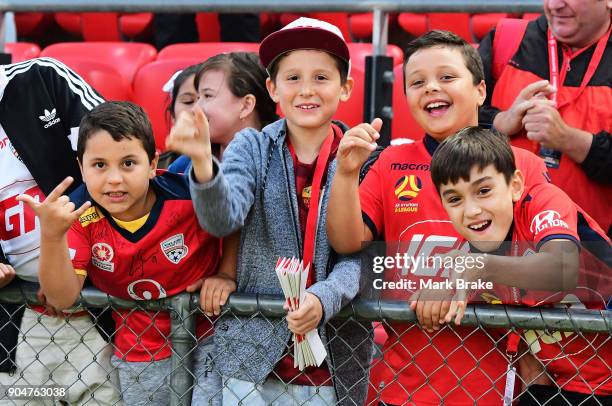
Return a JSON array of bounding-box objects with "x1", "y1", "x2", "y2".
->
[
  {"x1": 91, "y1": 242, "x2": 114, "y2": 272},
  {"x1": 160, "y1": 234, "x2": 189, "y2": 264}
]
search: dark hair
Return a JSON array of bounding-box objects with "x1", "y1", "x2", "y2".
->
[
  {"x1": 268, "y1": 50, "x2": 349, "y2": 85},
  {"x1": 194, "y1": 52, "x2": 277, "y2": 127},
  {"x1": 166, "y1": 63, "x2": 202, "y2": 121},
  {"x1": 78, "y1": 101, "x2": 156, "y2": 163},
  {"x1": 431, "y1": 126, "x2": 516, "y2": 191},
  {"x1": 403, "y1": 30, "x2": 484, "y2": 92}
]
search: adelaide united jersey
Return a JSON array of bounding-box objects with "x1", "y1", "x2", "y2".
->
[
  {"x1": 68, "y1": 171, "x2": 220, "y2": 361},
  {"x1": 359, "y1": 135, "x2": 550, "y2": 405},
  {"x1": 510, "y1": 182, "x2": 611, "y2": 395}
]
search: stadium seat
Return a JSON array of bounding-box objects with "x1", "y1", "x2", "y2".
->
[
  {"x1": 132, "y1": 59, "x2": 203, "y2": 150},
  {"x1": 428, "y1": 13, "x2": 472, "y2": 41},
  {"x1": 196, "y1": 13, "x2": 222, "y2": 42},
  {"x1": 41, "y1": 42, "x2": 157, "y2": 92},
  {"x1": 471, "y1": 13, "x2": 510, "y2": 40},
  {"x1": 523, "y1": 13, "x2": 542, "y2": 21},
  {"x1": 397, "y1": 13, "x2": 428, "y2": 37},
  {"x1": 157, "y1": 42, "x2": 260, "y2": 61},
  {"x1": 348, "y1": 12, "x2": 399, "y2": 41},
  {"x1": 279, "y1": 13, "x2": 352, "y2": 41},
  {"x1": 348, "y1": 43, "x2": 404, "y2": 68},
  {"x1": 334, "y1": 64, "x2": 365, "y2": 127},
  {"x1": 391, "y1": 64, "x2": 424, "y2": 141},
  {"x1": 81, "y1": 13, "x2": 122, "y2": 41},
  {"x1": 54, "y1": 12, "x2": 82, "y2": 37},
  {"x1": 349, "y1": 13, "x2": 375, "y2": 40},
  {"x1": 14, "y1": 12, "x2": 54, "y2": 38},
  {"x1": 54, "y1": 12, "x2": 153, "y2": 41},
  {"x1": 53, "y1": 57, "x2": 130, "y2": 101},
  {"x1": 119, "y1": 13, "x2": 154, "y2": 39},
  {"x1": 5, "y1": 42, "x2": 41, "y2": 62}
]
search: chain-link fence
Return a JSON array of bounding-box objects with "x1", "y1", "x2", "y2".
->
[{"x1": 0, "y1": 281, "x2": 610, "y2": 405}]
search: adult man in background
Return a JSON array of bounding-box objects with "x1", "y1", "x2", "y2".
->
[{"x1": 478, "y1": 0, "x2": 611, "y2": 236}]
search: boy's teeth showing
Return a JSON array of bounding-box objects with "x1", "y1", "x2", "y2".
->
[
  {"x1": 298, "y1": 104, "x2": 318, "y2": 110},
  {"x1": 425, "y1": 101, "x2": 450, "y2": 116},
  {"x1": 468, "y1": 220, "x2": 492, "y2": 232}
]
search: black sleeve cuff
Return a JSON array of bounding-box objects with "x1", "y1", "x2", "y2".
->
[
  {"x1": 362, "y1": 211, "x2": 379, "y2": 240},
  {"x1": 580, "y1": 131, "x2": 611, "y2": 184}
]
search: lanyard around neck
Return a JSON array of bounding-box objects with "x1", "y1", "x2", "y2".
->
[
  {"x1": 287, "y1": 128, "x2": 335, "y2": 270},
  {"x1": 547, "y1": 27, "x2": 610, "y2": 108}
]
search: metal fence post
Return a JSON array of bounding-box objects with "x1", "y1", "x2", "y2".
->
[{"x1": 169, "y1": 293, "x2": 196, "y2": 406}]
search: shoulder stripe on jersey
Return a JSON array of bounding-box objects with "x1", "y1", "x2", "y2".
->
[{"x1": 4, "y1": 58, "x2": 104, "y2": 109}]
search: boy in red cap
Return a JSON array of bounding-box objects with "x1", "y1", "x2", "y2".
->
[{"x1": 167, "y1": 17, "x2": 372, "y2": 405}]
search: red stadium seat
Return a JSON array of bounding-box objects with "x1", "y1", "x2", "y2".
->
[
  {"x1": 397, "y1": 13, "x2": 428, "y2": 37},
  {"x1": 41, "y1": 42, "x2": 157, "y2": 92},
  {"x1": 53, "y1": 57, "x2": 129, "y2": 101},
  {"x1": 333, "y1": 64, "x2": 365, "y2": 127},
  {"x1": 472, "y1": 13, "x2": 510, "y2": 40},
  {"x1": 5, "y1": 42, "x2": 41, "y2": 62},
  {"x1": 132, "y1": 59, "x2": 203, "y2": 150},
  {"x1": 391, "y1": 64, "x2": 424, "y2": 141},
  {"x1": 428, "y1": 13, "x2": 472, "y2": 41},
  {"x1": 348, "y1": 43, "x2": 404, "y2": 68},
  {"x1": 279, "y1": 13, "x2": 352, "y2": 41},
  {"x1": 14, "y1": 12, "x2": 53, "y2": 37},
  {"x1": 54, "y1": 12, "x2": 153, "y2": 41},
  {"x1": 196, "y1": 13, "x2": 221, "y2": 42},
  {"x1": 119, "y1": 13, "x2": 153, "y2": 39},
  {"x1": 348, "y1": 12, "x2": 399, "y2": 41},
  {"x1": 81, "y1": 13, "x2": 122, "y2": 41},
  {"x1": 523, "y1": 13, "x2": 542, "y2": 21},
  {"x1": 54, "y1": 12, "x2": 82, "y2": 37},
  {"x1": 349, "y1": 13, "x2": 375, "y2": 40},
  {"x1": 157, "y1": 42, "x2": 260, "y2": 61},
  {"x1": 260, "y1": 13, "x2": 280, "y2": 37}
]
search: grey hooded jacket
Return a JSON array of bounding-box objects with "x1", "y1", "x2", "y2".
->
[{"x1": 189, "y1": 119, "x2": 373, "y2": 405}]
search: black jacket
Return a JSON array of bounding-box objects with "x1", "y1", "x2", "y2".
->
[{"x1": 0, "y1": 58, "x2": 105, "y2": 372}]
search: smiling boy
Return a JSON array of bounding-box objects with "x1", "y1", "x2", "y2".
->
[
  {"x1": 326, "y1": 30, "x2": 552, "y2": 405},
  {"x1": 19, "y1": 101, "x2": 222, "y2": 405},
  {"x1": 166, "y1": 17, "x2": 372, "y2": 405},
  {"x1": 430, "y1": 126, "x2": 611, "y2": 404}
]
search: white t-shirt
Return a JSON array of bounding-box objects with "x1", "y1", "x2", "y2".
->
[{"x1": 0, "y1": 125, "x2": 44, "y2": 282}]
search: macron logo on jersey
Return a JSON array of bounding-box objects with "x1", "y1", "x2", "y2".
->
[
  {"x1": 530, "y1": 210, "x2": 568, "y2": 235},
  {"x1": 39, "y1": 108, "x2": 61, "y2": 128}
]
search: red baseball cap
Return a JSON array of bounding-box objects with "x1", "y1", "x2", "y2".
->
[{"x1": 259, "y1": 17, "x2": 351, "y2": 76}]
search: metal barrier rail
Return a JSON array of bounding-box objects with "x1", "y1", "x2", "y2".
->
[
  {"x1": 0, "y1": 0, "x2": 543, "y2": 13},
  {"x1": 3, "y1": 282, "x2": 609, "y2": 333}
]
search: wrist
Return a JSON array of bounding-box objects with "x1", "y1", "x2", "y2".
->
[
  {"x1": 494, "y1": 110, "x2": 520, "y2": 136},
  {"x1": 562, "y1": 127, "x2": 592, "y2": 163},
  {"x1": 191, "y1": 156, "x2": 213, "y2": 184},
  {"x1": 40, "y1": 230, "x2": 67, "y2": 244}
]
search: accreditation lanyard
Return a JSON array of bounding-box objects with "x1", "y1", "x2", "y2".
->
[
  {"x1": 287, "y1": 128, "x2": 335, "y2": 281},
  {"x1": 540, "y1": 27, "x2": 610, "y2": 163},
  {"x1": 547, "y1": 27, "x2": 610, "y2": 109}
]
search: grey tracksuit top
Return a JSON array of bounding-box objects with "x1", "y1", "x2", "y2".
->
[{"x1": 189, "y1": 119, "x2": 372, "y2": 405}]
